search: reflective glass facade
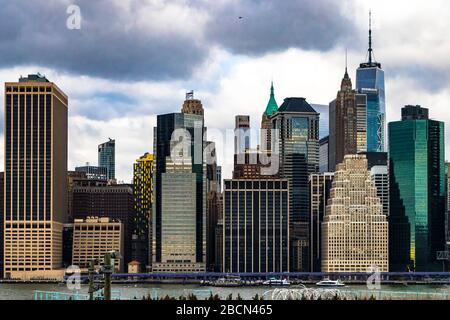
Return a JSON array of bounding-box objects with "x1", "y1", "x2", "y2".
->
[
  {"x1": 356, "y1": 67, "x2": 386, "y2": 152},
  {"x1": 389, "y1": 110, "x2": 445, "y2": 271},
  {"x1": 98, "y1": 139, "x2": 115, "y2": 180}
]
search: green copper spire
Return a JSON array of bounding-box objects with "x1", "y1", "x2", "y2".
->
[{"x1": 264, "y1": 81, "x2": 278, "y2": 116}]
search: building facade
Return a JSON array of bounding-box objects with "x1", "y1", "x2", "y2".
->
[
  {"x1": 321, "y1": 155, "x2": 388, "y2": 272},
  {"x1": 98, "y1": 138, "x2": 115, "y2": 181},
  {"x1": 3, "y1": 74, "x2": 68, "y2": 279},
  {"x1": 72, "y1": 185, "x2": 135, "y2": 265},
  {"x1": 271, "y1": 97, "x2": 319, "y2": 271},
  {"x1": 309, "y1": 172, "x2": 334, "y2": 272},
  {"x1": 319, "y1": 136, "x2": 329, "y2": 173},
  {"x1": 132, "y1": 153, "x2": 155, "y2": 268},
  {"x1": 235, "y1": 115, "x2": 250, "y2": 155},
  {"x1": 329, "y1": 69, "x2": 367, "y2": 172},
  {"x1": 223, "y1": 179, "x2": 290, "y2": 273},
  {"x1": 75, "y1": 165, "x2": 108, "y2": 181},
  {"x1": 0, "y1": 173, "x2": 3, "y2": 278},
  {"x1": 72, "y1": 217, "x2": 124, "y2": 272},
  {"x1": 389, "y1": 105, "x2": 445, "y2": 272},
  {"x1": 153, "y1": 96, "x2": 207, "y2": 272}
]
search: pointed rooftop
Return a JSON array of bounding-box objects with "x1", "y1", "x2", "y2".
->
[
  {"x1": 360, "y1": 10, "x2": 381, "y2": 69},
  {"x1": 264, "y1": 82, "x2": 278, "y2": 116}
]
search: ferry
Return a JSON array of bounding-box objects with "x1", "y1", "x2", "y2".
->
[
  {"x1": 262, "y1": 278, "x2": 291, "y2": 286},
  {"x1": 316, "y1": 278, "x2": 345, "y2": 287}
]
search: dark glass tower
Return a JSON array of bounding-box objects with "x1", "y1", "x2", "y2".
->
[
  {"x1": 271, "y1": 97, "x2": 319, "y2": 271},
  {"x1": 98, "y1": 138, "x2": 115, "y2": 180},
  {"x1": 356, "y1": 12, "x2": 386, "y2": 152},
  {"x1": 223, "y1": 179, "x2": 290, "y2": 273},
  {"x1": 389, "y1": 105, "x2": 445, "y2": 271}
]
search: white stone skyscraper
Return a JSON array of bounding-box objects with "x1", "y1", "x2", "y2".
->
[{"x1": 321, "y1": 155, "x2": 388, "y2": 272}]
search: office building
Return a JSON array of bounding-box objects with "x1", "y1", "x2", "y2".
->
[
  {"x1": 322, "y1": 155, "x2": 389, "y2": 272},
  {"x1": 98, "y1": 138, "x2": 115, "y2": 180},
  {"x1": 309, "y1": 172, "x2": 334, "y2": 272},
  {"x1": 62, "y1": 224, "x2": 74, "y2": 268},
  {"x1": 132, "y1": 153, "x2": 155, "y2": 268},
  {"x1": 223, "y1": 179, "x2": 290, "y2": 273},
  {"x1": 72, "y1": 217, "x2": 124, "y2": 272},
  {"x1": 389, "y1": 105, "x2": 445, "y2": 271},
  {"x1": 152, "y1": 157, "x2": 205, "y2": 272},
  {"x1": 72, "y1": 184, "x2": 135, "y2": 265},
  {"x1": 153, "y1": 95, "x2": 207, "y2": 272},
  {"x1": 271, "y1": 97, "x2": 319, "y2": 271},
  {"x1": 75, "y1": 165, "x2": 108, "y2": 181},
  {"x1": 4, "y1": 74, "x2": 68, "y2": 280},
  {"x1": 356, "y1": 13, "x2": 386, "y2": 152}
]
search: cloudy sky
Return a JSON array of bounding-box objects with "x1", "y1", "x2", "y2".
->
[{"x1": 1, "y1": 0, "x2": 450, "y2": 182}]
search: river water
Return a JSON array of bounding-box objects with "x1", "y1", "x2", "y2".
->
[{"x1": 1, "y1": 283, "x2": 450, "y2": 300}]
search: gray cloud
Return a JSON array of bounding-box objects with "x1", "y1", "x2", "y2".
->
[
  {"x1": 0, "y1": 0, "x2": 208, "y2": 81},
  {"x1": 205, "y1": 0, "x2": 358, "y2": 55},
  {"x1": 0, "y1": 0, "x2": 359, "y2": 81}
]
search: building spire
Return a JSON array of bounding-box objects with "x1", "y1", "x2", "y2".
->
[
  {"x1": 368, "y1": 10, "x2": 373, "y2": 64},
  {"x1": 345, "y1": 48, "x2": 348, "y2": 76},
  {"x1": 264, "y1": 81, "x2": 278, "y2": 117}
]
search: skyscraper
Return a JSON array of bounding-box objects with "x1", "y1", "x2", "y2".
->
[
  {"x1": 356, "y1": 12, "x2": 386, "y2": 152},
  {"x1": 329, "y1": 67, "x2": 367, "y2": 171},
  {"x1": 132, "y1": 153, "x2": 155, "y2": 268},
  {"x1": 98, "y1": 138, "x2": 115, "y2": 180},
  {"x1": 153, "y1": 95, "x2": 207, "y2": 272},
  {"x1": 261, "y1": 82, "x2": 278, "y2": 153},
  {"x1": 4, "y1": 74, "x2": 68, "y2": 279},
  {"x1": 223, "y1": 179, "x2": 290, "y2": 273},
  {"x1": 322, "y1": 155, "x2": 389, "y2": 272},
  {"x1": 389, "y1": 105, "x2": 445, "y2": 272},
  {"x1": 271, "y1": 97, "x2": 319, "y2": 271}
]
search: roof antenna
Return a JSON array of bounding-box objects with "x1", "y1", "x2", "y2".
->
[{"x1": 368, "y1": 10, "x2": 373, "y2": 64}]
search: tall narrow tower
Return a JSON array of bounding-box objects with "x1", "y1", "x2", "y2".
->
[
  {"x1": 356, "y1": 11, "x2": 386, "y2": 152},
  {"x1": 4, "y1": 74, "x2": 68, "y2": 279}
]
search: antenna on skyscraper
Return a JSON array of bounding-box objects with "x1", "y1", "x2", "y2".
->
[{"x1": 368, "y1": 10, "x2": 374, "y2": 64}]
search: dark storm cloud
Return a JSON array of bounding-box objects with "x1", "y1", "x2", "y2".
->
[
  {"x1": 0, "y1": 0, "x2": 207, "y2": 81},
  {"x1": 204, "y1": 0, "x2": 358, "y2": 55},
  {"x1": 0, "y1": 0, "x2": 358, "y2": 81}
]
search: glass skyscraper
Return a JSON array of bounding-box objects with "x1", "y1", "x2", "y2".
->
[
  {"x1": 389, "y1": 105, "x2": 445, "y2": 272},
  {"x1": 356, "y1": 14, "x2": 386, "y2": 152},
  {"x1": 98, "y1": 138, "x2": 115, "y2": 180},
  {"x1": 271, "y1": 97, "x2": 319, "y2": 271},
  {"x1": 152, "y1": 94, "x2": 207, "y2": 272}
]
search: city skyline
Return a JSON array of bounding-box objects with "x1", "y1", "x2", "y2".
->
[{"x1": 0, "y1": 1, "x2": 450, "y2": 182}]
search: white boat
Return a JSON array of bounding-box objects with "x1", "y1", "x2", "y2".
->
[
  {"x1": 212, "y1": 275, "x2": 243, "y2": 287},
  {"x1": 263, "y1": 278, "x2": 291, "y2": 286},
  {"x1": 316, "y1": 279, "x2": 345, "y2": 287}
]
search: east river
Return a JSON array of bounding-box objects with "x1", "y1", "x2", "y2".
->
[{"x1": 1, "y1": 283, "x2": 450, "y2": 300}]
